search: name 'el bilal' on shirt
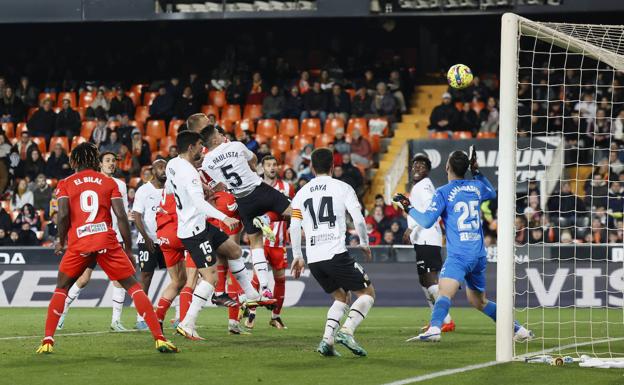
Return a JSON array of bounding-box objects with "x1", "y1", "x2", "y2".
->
[{"x1": 201, "y1": 141, "x2": 262, "y2": 197}]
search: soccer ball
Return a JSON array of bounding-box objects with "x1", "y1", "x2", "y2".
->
[{"x1": 447, "y1": 64, "x2": 473, "y2": 89}]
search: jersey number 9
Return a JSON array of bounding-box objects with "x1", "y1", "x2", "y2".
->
[{"x1": 80, "y1": 190, "x2": 99, "y2": 223}]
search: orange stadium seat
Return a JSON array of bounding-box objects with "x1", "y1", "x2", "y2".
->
[
  {"x1": 473, "y1": 101, "x2": 485, "y2": 114},
  {"x1": 293, "y1": 135, "x2": 314, "y2": 151},
  {"x1": 142, "y1": 135, "x2": 157, "y2": 152},
  {"x1": 271, "y1": 134, "x2": 291, "y2": 154},
  {"x1": 56, "y1": 92, "x2": 77, "y2": 108},
  {"x1": 234, "y1": 119, "x2": 256, "y2": 139},
  {"x1": 79, "y1": 91, "x2": 96, "y2": 108},
  {"x1": 301, "y1": 118, "x2": 321, "y2": 137},
  {"x1": 430, "y1": 131, "x2": 449, "y2": 139},
  {"x1": 104, "y1": 90, "x2": 118, "y2": 100},
  {"x1": 32, "y1": 137, "x2": 47, "y2": 154},
  {"x1": 135, "y1": 106, "x2": 150, "y2": 123},
  {"x1": 455, "y1": 101, "x2": 463, "y2": 111},
  {"x1": 315, "y1": 132, "x2": 334, "y2": 148},
  {"x1": 151, "y1": 151, "x2": 166, "y2": 162},
  {"x1": 159, "y1": 136, "x2": 176, "y2": 152},
  {"x1": 130, "y1": 84, "x2": 147, "y2": 97},
  {"x1": 201, "y1": 105, "x2": 220, "y2": 120},
  {"x1": 27, "y1": 107, "x2": 38, "y2": 121},
  {"x1": 347, "y1": 118, "x2": 368, "y2": 137},
  {"x1": 217, "y1": 119, "x2": 234, "y2": 133},
  {"x1": 169, "y1": 119, "x2": 184, "y2": 137},
  {"x1": 452, "y1": 131, "x2": 473, "y2": 140},
  {"x1": 1, "y1": 122, "x2": 14, "y2": 139},
  {"x1": 53, "y1": 107, "x2": 61, "y2": 114},
  {"x1": 143, "y1": 92, "x2": 158, "y2": 107},
  {"x1": 77, "y1": 107, "x2": 86, "y2": 121},
  {"x1": 324, "y1": 118, "x2": 345, "y2": 136},
  {"x1": 243, "y1": 104, "x2": 263, "y2": 120},
  {"x1": 283, "y1": 150, "x2": 298, "y2": 168},
  {"x1": 279, "y1": 118, "x2": 299, "y2": 137},
  {"x1": 49, "y1": 137, "x2": 69, "y2": 153},
  {"x1": 256, "y1": 119, "x2": 278, "y2": 137},
  {"x1": 345, "y1": 88, "x2": 356, "y2": 100},
  {"x1": 125, "y1": 90, "x2": 140, "y2": 107},
  {"x1": 209, "y1": 90, "x2": 227, "y2": 108},
  {"x1": 221, "y1": 105, "x2": 241, "y2": 122},
  {"x1": 146, "y1": 120, "x2": 166, "y2": 138},
  {"x1": 129, "y1": 120, "x2": 144, "y2": 133},
  {"x1": 370, "y1": 134, "x2": 381, "y2": 153},
  {"x1": 477, "y1": 131, "x2": 497, "y2": 139},
  {"x1": 80, "y1": 121, "x2": 97, "y2": 139},
  {"x1": 16, "y1": 122, "x2": 27, "y2": 137},
  {"x1": 71, "y1": 136, "x2": 87, "y2": 150},
  {"x1": 255, "y1": 133, "x2": 269, "y2": 145},
  {"x1": 38, "y1": 92, "x2": 56, "y2": 104}
]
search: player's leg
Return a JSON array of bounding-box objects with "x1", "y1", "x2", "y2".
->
[
  {"x1": 266, "y1": 246, "x2": 288, "y2": 329},
  {"x1": 57, "y1": 265, "x2": 94, "y2": 330},
  {"x1": 415, "y1": 245, "x2": 454, "y2": 332},
  {"x1": 135, "y1": 243, "x2": 161, "y2": 330},
  {"x1": 156, "y1": 259, "x2": 187, "y2": 324},
  {"x1": 110, "y1": 280, "x2": 129, "y2": 331},
  {"x1": 215, "y1": 259, "x2": 228, "y2": 296},
  {"x1": 226, "y1": 272, "x2": 250, "y2": 335},
  {"x1": 179, "y1": 254, "x2": 197, "y2": 323}
]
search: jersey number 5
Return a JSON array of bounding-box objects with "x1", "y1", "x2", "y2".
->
[
  {"x1": 80, "y1": 190, "x2": 99, "y2": 223},
  {"x1": 220, "y1": 165, "x2": 243, "y2": 187},
  {"x1": 303, "y1": 197, "x2": 336, "y2": 229},
  {"x1": 454, "y1": 200, "x2": 479, "y2": 231}
]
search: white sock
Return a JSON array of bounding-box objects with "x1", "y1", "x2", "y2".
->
[
  {"x1": 63, "y1": 283, "x2": 83, "y2": 315},
  {"x1": 251, "y1": 248, "x2": 270, "y2": 290},
  {"x1": 137, "y1": 314, "x2": 144, "y2": 323},
  {"x1": 111, "y1": 286, "x2": 125, "y2": 323},
  {"x1": 174, "y1": 296, "x2": 180, "y2": 320},
  {"x1": 323, "y1": 301, "x2": 349, "y2": 345},
  {"x1": 229, "y1": 257, "x2": 259, "y2": 299},
  {"x1": 427, "y1": 285, "x2": 452, "y2": 323},
  {"x1": 341, "y1": 294, "x2": 375, "y2": 334},
  {"x1": 181, "y1": 280, "x2": 214, "y2": 330},
  {"x1": 421, "y1": 286, "x2": 434, "y2": 310}
]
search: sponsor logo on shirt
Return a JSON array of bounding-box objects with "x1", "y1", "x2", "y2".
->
[
  {"x1": 76, "y1": 222, "x2": 108, "y2": 238},
  {"x1": 310, "y1": 233, "x2": 338, "y2": 246},
  {"x1": 460, "y1": 232, "x2": 481, "y2": 241}
]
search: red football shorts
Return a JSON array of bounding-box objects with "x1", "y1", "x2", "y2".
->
[
  {"x1": 264, "y1": 246, "x2": 288, "y2": 270},
  {"x1": 185, "y1": 251, "x2": 196, "y2": 269},
  {"x1": 158, "y1": 228, "x2": 186, "y2": 268},
  {"x1": 59, "y1": 244, "x2": 136, "y2": 281}
]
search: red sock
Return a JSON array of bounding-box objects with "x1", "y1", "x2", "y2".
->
[
  {"x1": 227, "y1": 272, "x2": 242, "y2": 321},
  {"x1": 265, "y1": 211, "x2": 282, "y2": 222},
  {"x1": 216, "y1": 264, "x2": 227, "y2": 293},
  {"x1": 155, "y1": 297, "x2": 172, "y2": 322},
  {"x1": 128, "y1": 283, "x2": 165, "y2": 341},
  {"x1": 44, "y1": 288, "x2": 68, "y2": 338},
  {"x1": 251, "y1": 272, "x2": 260, "y2": 291},
  {"x1": 179, "y1": 286, "x2": 193, "y2": 321},
  {"x1": 273, "y1": 275, "x2": 286, "y2": 316}
]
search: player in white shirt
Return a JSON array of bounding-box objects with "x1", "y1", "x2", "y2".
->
[
  {"x1": 290, "y1": 148, "x2": 375, "y2": 357},
  {"x1": 168, "y1": 131, "x2": 275, "y2": 340},
  {"x1": 404, "y1": 154, "x2": 454, "y2": 334},
  {"x1": 57, "y1": 151, "x2": 133, "y2": 332},
  {"x1": 201, "y1": 125, "x2": 291, "y2": 299}
]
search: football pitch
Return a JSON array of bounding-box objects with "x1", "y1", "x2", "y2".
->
[{"x1": 2, "y1": 307, "x2": 623, "y2": 385}]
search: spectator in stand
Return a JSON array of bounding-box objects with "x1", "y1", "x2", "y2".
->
[
  {"x1": 149, "y1": 86, "x2": 174, "y2": 124},
  {"x1": 117, "y1": 144, "x2": 133, "y2": 178},
  {"x1": 28, "y1": 99, "x2": 56, "y2": 143},
  {"x1": 547, "y1": 102, "x2": 564, "y2": 133},
  {"x1": 301, "y1": 81, "x2": 328, "y2": 124},
  {"x1": 610, "y1": 146, "x2": 624, "y2": 176},
  {"x1": 374, "y1": 193, "x2": 401, "y2": 219},
  {"x1": 13, "y1": 203, "x2": 41, "y2": 231},
  {"x1": 207, "y1": 114, "x2": 217, "y2": 126},
  {"x1": 587, "y1": 108, "x2": 612, "y2": 156},
  {"x1": 283, "y1": 86, "x2": 304, "y2": 119},
  {"x1": 591, "y1": 217, "x2": 608, "y2": 244},
  {"x1": 15, "y1": 76, "x2": 38, "y2": 108},
  {"x1": 388, "y1": 70, "x2": 407, "y2": 113},
  {"x1": 294, "y1": 143, "x2": 313, "y2": 172},
  {"x1": 333, "y1": 126, "x2": 350, "y2": 154},
  {"x1": 351, "y1": 86, "x2": 373, "y2": 118},
  {"x1": 226, "y1": 75, "x2": 245, "y2": 107},
  {"x1": 327, "y1": 83, "x2": 351, "y2": 122},
  {"x1": 21, "y1": 148, "x2": 46, "y2": 181},
  {"x1": 458, "y1": 102, "x2": 479, "y2": 135},
  {"x1": 319, "y1": 70, "x2": 334, "y2": 92},
  {"x1": 429, "y1": 92, "x2": 458, "y2": 133},
  {"x1": 187, "y1": 72, "x2": 206, "y2": 105},
  {"x1": 586, "y1": 173, "x2": 609, "y2": 210},
  {"x1": 43, "y1": 211, "x2": 58, "y2": 244},
  {"x1": 365, "y1": 217, "x2": 382, "y2": 246},
  {"x1": 575, "y1": 93, "x2": 597, "y2": 122},
  {"x1": 350, "y1": 128, "x2": 372, "y2": 168},
  {"x1": 547, "y1": 181, "x2": 586, "y2": 228},
  {"x1": 479, "y1": 96, "x2": 499, "y2": 134},
  {"x1": 17, "y1": 222, "x2": 39, "y2": 246},
  {"x1": 1, "y1": 87, "x2": 25, "y2": 123},
  {"x1": 257, "y1": 142, "x2": 271, "y2": 160},
  {"x1": 368, "y1": 205, "x2": 392, "y2": 233},
  {"x1": 130, "y1": 128, "x2": 151, "y2": 168},
  {"x1": 371, "y1": 82, "x2": 397, "y2": 122},
  {"x1": 90, "y1": 116, "x2": 109, "y2": 148},
  {"x1": 0, "y1": 133, "x2": 11, "y2": 192},
  {"x1": 11, "y1": 179, "x2": 33, "y2": 211},
  {"x1": 381, "y1": 230, "x2": 395, "y2": 245},
  {"x1": 296, "y1": 178, "x2": 308, "y2": 191},
  {"x1": 6, "y1": 230, "x2": 19, "y2": 245},
  {"x1": 298, "y1": 70, "x2": 311, "y2": 95},
  {"x1": 262, "y1": 85, "x2": 285, "y2": 120},
  {"x1": 54, "y1": 98, "x2": 81, "y2": 138},
  {"x1": 89, "y1": 89, "x2": 110, "y2": 120},
  {"x1": 247, "y1": 72, "x2": 266, "y2": 105},
  {"x1": 165, "y1": 145, "x2": 178, "y2": 161},
  {"x1": 45, "y1": 142, "x2": 71, "y2": 180},
  {"x1": 515, "y1": 215, "x2": 528, "y2": 245},
  {"x1": 283, "y1": 168, "x2": 297, "y2": 184},
  {"x1": 32, "y1": 173, "x2": 52, "y2": 217},
  {"x1": 166, "y1": 77, "x2": 183, "y2": 99},
  {"x1": 174, "y1": 86, "x2": 199, "y2": 120},
  {"x1": 529, "y1": 227, "x2": 544, "y2": 244},
  {"x1": 13, "y1": 130, "x2": 37, "y2": 162},
  {"x1": 100, "y1": 130, "x2": 122, "y2": 154},
  {"x1": 327, "y1": 142, "x2": 343, "y2": 167},
  {"x1": 116, "y1": 114, "x2": 134, "y2": 148},
  {"x1": 109, "y1": 86, "x2": 135, "y2": 118},
  {"x1": 361, "y1": 70, "x2": 377, "y2": 94},
  {"x1": 388, "y1": 220, "x2": 404, "y2": 244},
  {"x1": 0, "y1": 206, "x2": 11, "y2": 233},
  {"x1": 240, "y1": 130, "x2": 259, "y2": 155},
  {"x1": 340, "y1": 153, "x2": 364, "y2": 196}
]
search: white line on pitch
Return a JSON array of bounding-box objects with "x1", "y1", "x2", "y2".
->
[{"x1": 0, "y1": 329, "x2": 142, "y2": 341}]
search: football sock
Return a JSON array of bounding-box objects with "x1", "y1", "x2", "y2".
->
[
  {"x1": 323, "y1": 301, "x2": 349, "y2": 345},
  {"x1": 174, "y1": 296, "x2": 180, "y2": 320},
  {"x1": 45, "y1": 288, "x2": 68, "y2": 338},
  {"x1": 111, "y1": 286, "x2": 125, "y2": 323},
  {"x1": 228, "y1": 257, "x2": 258, "y2": 298},
  {"x1": 481, "y1": 301, "x2": 521, "y2": 332},
  {"x1": 181, "y1": 280, "x2": 214, "y2": 329},
  {"x1": 63, "y1": 283, "x2": 83, "y2": 314},
  {"x1": 342, "y1": 294, "x2": 374, "y2": 334},
  {"x1": 250, "y1": 248, "x2": 270, "y2": 291},
  {"x1": 421, "y1": 286, "x2": 434, "y2": 310},
  {"x1": 251, "y1": 273, "x2": 260, "y2": 291},
  {"x1": 136, "y1": 314, "x2": 144, "y2": 323},
  {"x1": 427, "y1": 284, "x2": 452, "y2": 323},
  {"x1": 263, "y1": 211, "x2": 283, "y2": 223},
  {"x1": 430, "y1": 295, "x2": 451, "y2": 329},
  {"x1": 179, "y1": 286, "x2": 194, "y2": 321},
  {"x1": 272, "y1": 275, "x2": 286, "y2": 316},
  {"x1": 155, "y1": 297, "x2": 173, "y2": 322},
  {"x1": 127, "y1": 283, "x2": 164, "y2": 341},
  {"x1": 216, "y1": 264, "x2": 227, "y2": 295}
]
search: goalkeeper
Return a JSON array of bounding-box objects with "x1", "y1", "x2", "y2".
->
[{"x1": 393, "y1": 147, "x2": 533, "y2": 343}]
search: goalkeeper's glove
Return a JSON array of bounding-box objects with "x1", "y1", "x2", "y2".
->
[
  {"x1": 469, "y1": 145, "x2": 480, "y2": 176},
  {"x1": 392, "y1": 193, "x2": 412, "y2": 212}
]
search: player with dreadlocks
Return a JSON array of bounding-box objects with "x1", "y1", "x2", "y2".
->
[{"x1": 36, "y1": 143, "x2": 178, "y2": 354}]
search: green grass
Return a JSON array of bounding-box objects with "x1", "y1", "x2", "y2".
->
[{"x1": 2, "y1": 307, "x2": 623, "y2": 385}]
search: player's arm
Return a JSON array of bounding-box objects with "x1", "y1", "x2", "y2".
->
[
  {"x1": 55, "y1": 197, "x2": 69, "y2": 256},
  {"x1": 237, "y1": 141, "x2": 258, "y2": 171},
  {"x1": 469, "y1": 144, "x2": 496, "y2": 201},
  {"x1": 188, "y1": 175, "x2": 239, "y2": 230},
  {"x1": 112, "y1": 198, "x2": 133, "y2": 257},
  {"x1": 394, "y1": 190, "x2": 445, "y2": 229},
  {"x1": 289, "y1": 197, "x2": 305, "y2": 278},
  {"x1": 344, "y1": 186, "x2": 371, "y2": 262}
]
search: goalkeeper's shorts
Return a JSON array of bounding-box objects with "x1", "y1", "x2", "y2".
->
[{"x1": 440, "y1": 255, "x2": 487, "y2": 292}]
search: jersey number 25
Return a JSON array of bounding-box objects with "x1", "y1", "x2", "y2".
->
[{"x1": 454, "y1": 200, "x2": 479, "y2": 231}]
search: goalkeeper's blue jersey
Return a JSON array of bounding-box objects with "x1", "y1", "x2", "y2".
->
[{"x1": 408, "y1": 174, "x2": 496, "y2": 259}]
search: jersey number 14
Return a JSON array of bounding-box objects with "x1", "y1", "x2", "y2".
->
[{"x1": 303, "y1": 197, "x2": 336, "y2": 229}]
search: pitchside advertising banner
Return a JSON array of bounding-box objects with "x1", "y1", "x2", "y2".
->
[
  {"x1": 1, "y1": 245, "x2": 623, "y2": 308},
  {"x1": 408, "y1": 136, "x2": 561, "y2": 192}
]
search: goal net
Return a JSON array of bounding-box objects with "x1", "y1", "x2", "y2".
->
[{"x1": 497, "y1": 13, "x2": 624, "y2": 364}]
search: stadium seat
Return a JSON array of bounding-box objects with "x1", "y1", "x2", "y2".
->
[
  {"x1": 368, "y1": 117, "x2": 389, "y2": 136},
  {"x1": 1, "y1": 122, "x2": 14, "y2": 139},
  {"x1": 146, "y1": 120, "x2": 166, "y2": 138},
  {"x1": 293, "y1": 135, "x2": 314, "y2": 151},
  {"x1": 151, "y1": 151, "x2": 166, "y2": 162},
  {"x1": 271, "y1": 134, "x2": 291, "y2": 154},
  {"x1": 159, "y1": 136, "x2": 176, "y2": 152},
  {"x1": 255, "y1": 133, "x2": 269, "y2": 145},
  {"x1": 142, "y1": 135, "x2": 157, "y2": 152},
  {"x1": 222, "y1": 105, "x2": 241, "y2": 122},
  {"x1": 125, "y1": 90, "x2": 140, "y2": 107},
  {"x1": 324, "y1": 117, "x2": 345, "y2": 136},
  {"x1": 79, "y1": 91, "x2": 96, "y2": 108},
  {"x1": 16, "y1": 122, "x2": 27, "y2": 137},
  {"x1": 279, "y1": 118, "x2": 299, "y2": 137},
  {"x1": 32, "y1": 137, "x2": 47, "y2": 154},
  {"x1": 370, "y1": 134, "x2": 381, "y2": 153},
  {"x1": 347, "y1": 118, "x2": 368, "y2": 137},
  {"x1": 218, "y1": 119, "x2": 234, "y2": 133},
  {"x1": 80, "y1": 121, "x2": 97, "y2": 139},
  {"x1": 129, "y1": 177, "x2": 141, "y2": 189},
  {"x1": 143, "y1": 92, "x2": 158, "y2": 107},
  {"x1": 314, "y1": 132, "x2": 334, "y2": 148},
  {"x1": 455, "y1": 101, "x2": 463, "y2": 111},
  {"x1": 49, "y1": 137, "x2": 69, "y2": 153},
  {"x1": 301, "y1": 118, "x2": 321, "y2": 137},
  {"x1": 473, "y1": 100, "x2": 485, "y2": 114},
  {"x1": 201, "y1": 105, "x2": 220, "y2": 120},
  {"x1": 452, "y1": 131, "x2": 473, "y2": 140},
  {"x1": 56, "y1": 92, "x2": 77, "y2": 108},
  {"x1": 38, "y1": 92, "x2": 56, "y2": 104},
  {"x1": 477, "y1": 131, "x2": 497, "y2": 139},
  {"x1": 130, "y1": 84, "x2": 147, "y2": 97},
  {"x1": 77, "y1": 107, "x2": 86, "y2": 121},
  {"x1": 256, "y1": 119, "x2": 278, "y2": 137},
  {"x1": 53, "y1": 107, "x2": 61, "y2": 114},
  {"x1": 283, "y1": 150, "x2": 298, "y2": 168},
  {"x1": 169, "y1": 119, "x2": 184, "y2": 137},
  {"x1": 234, "y1": 119, "x2": 256, "y2": 139},
  {"x1": 104, "y1": 90, "x2": 117, "y2": 100},
  {"x1": 108, "y1": 121, "x2": 121, "y2": 130},
  {"x1": 135, "y1": 106, "x2": 150, "y2": 123},
  {"x1": 345, "y1": 88, "x2": 356, "y2": 100},
  {"x1": 129, "y1": 120, "x2": 144, "y2": 133},
  {"x1": 243, "y1": 104, "x2": 263, "y2": 120},
  {"x1": 71, "y1": 136, "x2": 87, "y2": 149},
  {"x1": 430, "y1": 131, "x2": 449, "y2": 139},
  {"x1": 27, "y1": 107, "x2": 37, "y2": 121},
  {"x1": 209, "y1": 90, "x2": 227, "y2": 108}
]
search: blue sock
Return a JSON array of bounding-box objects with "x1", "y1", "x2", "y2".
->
[
  {"x1": 430, "y1": 296, "x2": 451, "y2": 328},
  {"x1": 482, "y1": 301, "x2": 522, "y2": 332}
]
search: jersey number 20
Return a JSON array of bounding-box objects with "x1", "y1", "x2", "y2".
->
[
  {"x1": 454, "y1": 200, "x2": 479, "y2": 231},
  {"x1": 303, "y1": 197, "x2": 336, "y2": 229}
]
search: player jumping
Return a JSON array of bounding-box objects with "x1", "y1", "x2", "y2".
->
[
  {"x1": 290, "y1": 148, "x2": 375, "y2": 357},
  {"x1": 393, "y1": 148, "x2": 533, "y2": 343},
  {"x1": 37, "y1": 143, "x2": 177, "y2": 354}
]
